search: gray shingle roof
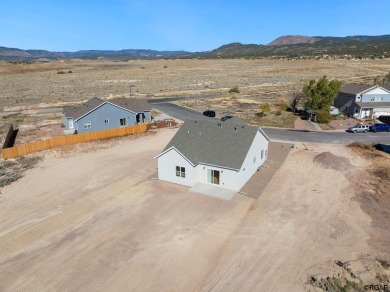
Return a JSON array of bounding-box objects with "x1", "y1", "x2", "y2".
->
[
  {"x1": 161, "y1": 119, "x2": 263, "y2": 170},
  {"x1": 357, "y1": 102, "x2": 390, "y2": 108},
  {"x1": 63, "y1": 97, "x2": 104, "y2": 120},
  {"x1": 63, "y1": 97, "x2": 151, "y2": 120},
  {"x1": 109, "y1": 98, "x2": 151, "y2": 113},
  {"x1": 339, "y1": 83, "x2": 373, "y2": 95}
]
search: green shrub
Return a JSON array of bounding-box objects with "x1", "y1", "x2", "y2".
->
[
  {"x1": 68, "y1": 70, "x2": 73, "y2": 73},
  {"x1": 229, "y1": 86, "x2": 240, "y2": 93},
  {"x1": 57, "y1": 71, "x2": 66, "y2": 74},
  {"x1": 260, "y1": 103, "x2": 271, "y2": 113},
  {"x1": 316, "y1": 109, "x2": 332, "y2": 123}
]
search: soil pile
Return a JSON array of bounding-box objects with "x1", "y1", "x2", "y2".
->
[{"x1": 313, "y1": 151, "x2": 351, "y2": 172}]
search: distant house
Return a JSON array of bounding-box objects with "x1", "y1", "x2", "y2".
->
[
  {"x1": 155, "y1": 117, "x2": 270, "y2": 192},
  {"x1": 63, "y1": 98, "x2": 151, "y2": 134},
  {"x1": 334, "y1": 83, "x2": 390, "y2": 119}
]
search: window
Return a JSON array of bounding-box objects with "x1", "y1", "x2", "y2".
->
[
  {"x1": 261, "y1": 149, "x2": 264, "y2": 159},
  {"x1": 207, "y1": 169, "x2": 220, "y2": 185},
  {"x1": 265, "y1": 150, "x2": 268, "y2": 158},
  {"x1": 371, "y1": 96, "x2": 383, "y2": 102},
  {"x1": 176, "y1": 166, "x2": 185, "y2": 178},
  {"x1": 83, "y1": 121, "x2": 92, "y2": 129},
  {"x1": 253, "y1": 157, "x2": 256, "y2": 163},
  {"x1": 120, "y1": 118, "x2": 127, "y2": 126},
  {"x1": 104, "y1": 119, "x2": 109, "y2": 124}
]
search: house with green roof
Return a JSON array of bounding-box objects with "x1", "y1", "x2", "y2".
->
[{"x1": 155, "y1": 118, "x2": 269, "y2": 192}]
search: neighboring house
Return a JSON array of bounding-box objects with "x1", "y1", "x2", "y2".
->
[
  {"x1": 334, "y1": 83, "x2": 390, "y2": 119},
  {"x1": 155, "y1": 117, "x2": 270, "y2": 192},
  {"x1": 63, "y1": 97, "x2": 151, "y2": 134}
]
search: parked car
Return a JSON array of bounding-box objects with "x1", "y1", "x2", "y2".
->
[
  {"x1": 369, "y1": 123, "x2": 390, "y2": 133},
  {"x1": 221, "y1": 115, "x2": 234, "y2": 121},
  {"x1": 346, "y1": 124, "x2": 369, "y2": 133},
  {"x1": 203, "y1": 110, "x2": 216, "y2": 117}
]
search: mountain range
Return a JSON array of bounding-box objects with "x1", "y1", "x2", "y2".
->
[{"x1": 1, "y1": 34, "x2": 390, "y2": 61}]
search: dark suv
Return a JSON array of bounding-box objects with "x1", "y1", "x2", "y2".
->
[
  {"x1": 369, "y1": 123, "x2": 390, "y2": 132},
  {"x1": 203, "y1": 110, "x2": 216, "y2": 117}
]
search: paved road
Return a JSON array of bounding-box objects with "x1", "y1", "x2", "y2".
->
[
  {"x1": 262, "y1": 128, "x2": 390, "y2": 144},
  {"x1": 152, "y1": 102, "x2": 217, "y2": 122},
  {"x1": 148, "y1": 93, "x2": 223, "y2": 105},
  {"x1": 151, "y1": 102, "x2": 390, "y2": 145}
]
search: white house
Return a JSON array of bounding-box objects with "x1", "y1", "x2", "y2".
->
[
  {"x1": 334, "y1": 83, "x2": 390, "y2": 119},
  {"x1": 155, "y1": 118, "x2": 270, "y2": 192}
]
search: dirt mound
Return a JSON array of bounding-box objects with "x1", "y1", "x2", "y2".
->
[{"x1": 313, "y1": 152, "x2": 351, "y2": 171}]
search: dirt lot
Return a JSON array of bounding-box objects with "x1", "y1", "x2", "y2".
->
[{"x1": 0, "y1": 128, "x2": 389, "y2": 291}]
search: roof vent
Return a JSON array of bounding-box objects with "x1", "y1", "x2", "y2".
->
[
  {"x1": 199, "y1": 132, "x2": 201, "y2": 135},
  {"x1": 218, "y1": 123, "x2": 222, "y2": 127},
  {"x1": 234, "y1": 125, "x2": 237, "y2": 132},
  {"x1": 187, "y1": 130, "x2": 190, "y2": 134}
]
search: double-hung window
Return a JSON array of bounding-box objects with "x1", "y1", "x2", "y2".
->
[
  {"x1": 176, "y1": 166, "x2": 185, "y2": 178},
  {"x1": 83, "y1": 121, "x2": 92, "y2": 129}
]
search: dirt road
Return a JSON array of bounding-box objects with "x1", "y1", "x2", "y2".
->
[{"x1": 0, "y1": 129, "x2": 383, "y2": 291}]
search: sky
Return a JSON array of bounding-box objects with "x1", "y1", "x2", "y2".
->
[{"x1": 1, "y1": 0, "x2": 389, "y2": 52}]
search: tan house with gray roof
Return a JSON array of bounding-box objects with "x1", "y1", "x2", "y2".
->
[
  {"x1": 334, "y1": 83, "x2": 390, "y2": 119},
  {"x1": 63, "y1": 97, "x2": 151, "y2": 134}
]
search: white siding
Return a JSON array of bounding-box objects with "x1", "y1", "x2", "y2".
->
[
  {"x1": 364, "y1": 87, "x2": 389, "y2": 95},
  {"x1": 157, "y1": 148, "x2": 196, "y2": 186},
  {"x1": 235, "y1": 130, "x2": 269, "y2": 190},
  {"x1": 196, "y1": 164, "x2": 239, "y2": 190}
]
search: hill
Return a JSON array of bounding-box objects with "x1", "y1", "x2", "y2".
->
[
  {"x1": 1, "y1": 34, "x2": 390, "y2": 61},
  {"x1": 0, "y1": 47, "x2": 191, "y2": 61},
  {"x1": 267, "y1": 35, "x2": 319, "y2": 46},
  {"x1": 202, "y1": 35, "x2": 390, "y2": 59}
]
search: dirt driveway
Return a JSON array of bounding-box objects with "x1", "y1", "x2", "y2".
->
[{"x1": 0, "y1": 129, "x2": 383, "y2": 291}]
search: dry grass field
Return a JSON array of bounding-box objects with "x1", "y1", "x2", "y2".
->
[
  {"x1": 1, "y1": 58, "x2": 390, "y2": 141},
  {"x1": 1, "y1": 58, "x2": 390, "y2": 107}
]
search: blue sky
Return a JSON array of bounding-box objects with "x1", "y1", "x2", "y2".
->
[{"x1": 1, "y1": 0, "x2": 389, "y2": 52}]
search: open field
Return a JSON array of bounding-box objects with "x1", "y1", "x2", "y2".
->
[
  {"x1": 2, "y1": 58, "x2": 390, "y2": 141},
  {"x1": 1, "y1": 58, "x2": 390, "y2": 107},
  {"x1": 0, "y1": 128, "x2": 389, "y2": 291}
]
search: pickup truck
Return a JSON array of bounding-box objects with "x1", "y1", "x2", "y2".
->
[{"x1": 369, "y1": 123, "x2": 390, "y2": 132}]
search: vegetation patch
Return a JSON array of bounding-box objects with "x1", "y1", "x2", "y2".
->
[{"x1": 0, "y1": 156, "x2": 42, "y2": 189}]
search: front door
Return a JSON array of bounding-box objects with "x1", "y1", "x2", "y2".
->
[
  {"x1": 68, "y1": 119, "x2": 74, "y2": 129},
  {"x1": 207, "y1": 169, "x2": 220, "y2": 185}
]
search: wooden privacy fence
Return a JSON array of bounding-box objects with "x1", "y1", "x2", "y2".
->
[{"x1": 1, "y1": 124, "x2": 147, "y2": 160}]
